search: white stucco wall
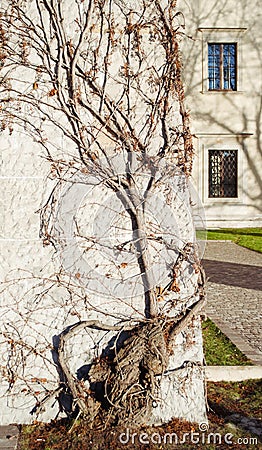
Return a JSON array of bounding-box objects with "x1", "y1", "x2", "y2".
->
[
  {"x1": 0, "y1": 131, "x2": 207, "y2": 424},
  {"x1": 0, "y1": 0, "x2": 207, "y2": 426}
]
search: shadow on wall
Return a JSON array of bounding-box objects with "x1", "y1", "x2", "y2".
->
[
  {"x1": 181, "y1": 0, "x2": 262, "y2": 213},
  {"x1": 48, "y1": 329, "x2": 131, "y2": 418}
]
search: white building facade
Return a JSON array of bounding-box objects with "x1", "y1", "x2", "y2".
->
[{"x1": 180, "y1": 0, "x2": 262, "y2": 228}]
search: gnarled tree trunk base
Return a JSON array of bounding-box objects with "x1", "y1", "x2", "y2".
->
[{"x1": 56, "y1": 297, "x2": 207, "y2": 428}]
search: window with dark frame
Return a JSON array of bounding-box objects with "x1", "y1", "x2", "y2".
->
[
  {"x1": 208, "y1": 43, "x2": 237, "y2": 91},
  {"x1": 208, "y1": 150, "x2": 238, "y2": 198}
]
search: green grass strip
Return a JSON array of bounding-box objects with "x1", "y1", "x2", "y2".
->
[
  {"x1": 202, "y1": 318, "x2": 251, "y2": 366},
  {"x1": 206, "y1": 228, "x2": 262, "y2": 253}
]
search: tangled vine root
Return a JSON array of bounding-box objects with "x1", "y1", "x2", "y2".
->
[
  {"x1": 99, "y1": 322, "x2": 169, "y2": 425},
  {"x1": 57, "y1": 291, "x2": 205, "y2": 427},
  {"x1": 57, "y1": 321, "x2": 169, "y2": 426}
]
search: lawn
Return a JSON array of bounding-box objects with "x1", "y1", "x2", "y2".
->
[
  {"x1": 205, "y1": 228, "x2": 262, "y2": 253},
  {"x1": 202, "y1": 318, "x2": 251, "y2": 366}
]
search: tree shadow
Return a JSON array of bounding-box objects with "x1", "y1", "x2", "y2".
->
[
  {"x1": 209, "y1": 230, "x2": 262, "y2": 237},
  {"x1": 181, "y1": 0, "x2": 262, "y2": 215},
  {"x1": 208, "y1": 399, "x2": 262, "y2": 443},
  {"x1": 203, "y1": 259, "x2": 262, "y2": 290}
]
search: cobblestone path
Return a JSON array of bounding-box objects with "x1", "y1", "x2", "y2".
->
[{"x1": 203, "y1": 241, "x2": 262, "y2": 365}]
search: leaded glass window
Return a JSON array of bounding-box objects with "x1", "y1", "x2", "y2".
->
[
  {"x1": 208, "y1": 150, "x2": 238, "y2": 198},
  {"x1": 208, "y1": 43, "x2": 237, "y2": 90}
]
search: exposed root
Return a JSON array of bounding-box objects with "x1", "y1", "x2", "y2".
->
[{"x1": 56, "y1": 296, "x2": 205, "y2": 426}]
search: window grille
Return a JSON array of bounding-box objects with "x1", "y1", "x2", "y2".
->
[
  {"x1": 208, "y1": 150, "x2": 238, "y2": 198},
  {"x1": 208, "y1": 43, "x2": 237, "y2": 90}
]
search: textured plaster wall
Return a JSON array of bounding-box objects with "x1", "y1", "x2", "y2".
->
[
  {"x1": 0, "y1": 1, "x2": 207, "y2": 426},
  {"x1": 0, "y1": 134, "x2": 207, "y2": 425}
]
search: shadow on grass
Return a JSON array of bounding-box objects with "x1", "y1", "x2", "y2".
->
[{"x1": 208, "y1": 229, "x2": 262, "y2": 237}]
